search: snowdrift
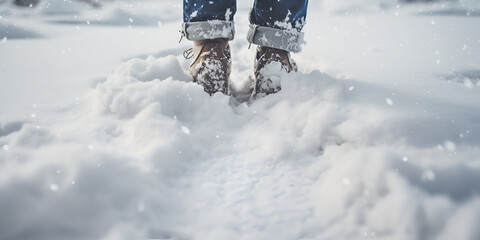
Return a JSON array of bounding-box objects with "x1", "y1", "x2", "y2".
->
[{"x1": 1, "y1": 0, "x2": 480, "y2": 239}]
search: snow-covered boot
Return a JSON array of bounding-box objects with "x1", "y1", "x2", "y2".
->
[
  {"x1": 253, "y1": 46, "x2": 298, "y2": 97},
  {"x1": 186, "y1": 39, "x2": 231, "y2": 95}
]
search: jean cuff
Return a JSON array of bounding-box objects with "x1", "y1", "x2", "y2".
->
[
  {"x1": 181, "y1": 20, "x2": 235, "y2": 41},
  {"x1": 246, "y1": 24, "x2": 304, "y2": 53}
]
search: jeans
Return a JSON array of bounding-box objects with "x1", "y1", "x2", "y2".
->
[
  {"x1": 184, "y1": 0, "x2": 308, "y2": 31},
  {"x1": 182, "y1": 0, "x2": 309, "y2": 52}
]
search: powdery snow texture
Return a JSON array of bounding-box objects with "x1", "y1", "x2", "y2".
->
[{"x1": 1, "y1": 0, "x2": 480, "y2": 240}]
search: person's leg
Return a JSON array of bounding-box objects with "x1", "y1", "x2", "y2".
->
[
  {"x1": 250, "y1": 0, "x2": 308, "y2": 31},
  {"x1": 248, "y1": 0, "x2": 308, "y2": 53},
  {"x1": 182, "y1": 0, "x2": 237, "y2": 95},
  {"x1": 184, "y1": 0, "x2": 236, "y2": 22},
  {"x1": 248, "y1": 0, "x2": 308, "y2": 98},
  {"x1": 182, "y1": 0, "x2": 236, "y2": 42},
  {"x1": 248, "y1": 0, "x2": 308, "y2": 52}
]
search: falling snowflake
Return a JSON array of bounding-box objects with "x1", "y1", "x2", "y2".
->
[
  {"x1": 181, "y1": 126, "x2": 191, "y2": 135},
  {"x1": 386, "y1": 98, "x2": 394, "y2": 106},
  {"x1": 49, "y1": 184, "x2": 59, "y2": 192}
]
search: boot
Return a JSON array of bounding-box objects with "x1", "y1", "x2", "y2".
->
[
  {"x1": 187, "y1": 39, "x2": 231, "y2": 95},
  {"x1": 253, "y1": 46, "x2": 297, "y2": 97}
]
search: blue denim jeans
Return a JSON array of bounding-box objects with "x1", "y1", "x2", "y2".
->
[
  {"x1": 182, "y1": 0, "x2": 308, "y2": 52},
  {"x1": 184, "y1": 0, "x2": 308, "y2": 31}
]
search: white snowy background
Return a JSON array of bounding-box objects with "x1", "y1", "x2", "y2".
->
[{"x1": 1, "y1": 0, "x2": 480, "y2": 239}]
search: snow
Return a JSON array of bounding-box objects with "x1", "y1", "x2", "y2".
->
[{"x1": 1, "y1": 0, "x2": 480, "y2": 239}]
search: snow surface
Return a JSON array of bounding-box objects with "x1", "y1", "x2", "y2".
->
[{"x1": 1, "y1": 0, "x2": 480, "y2": 239}]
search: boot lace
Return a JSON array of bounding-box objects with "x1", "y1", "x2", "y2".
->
[{"x1": 183, "y1": 48, "x2": 194, "y2": 59}]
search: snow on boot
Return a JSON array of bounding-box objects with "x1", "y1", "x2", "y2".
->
[
  {"x1": 252, "y1": 46, "x2": 298, "y2": 98},
  {"x1": 186, "y1": 39, "x2": 231, "y2": 96}
]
